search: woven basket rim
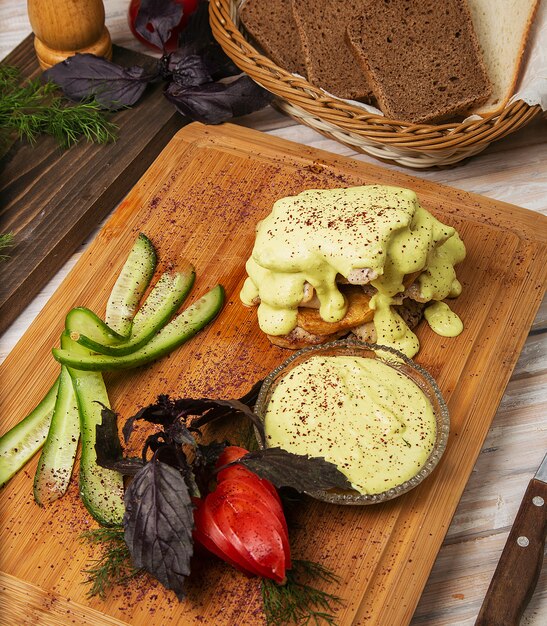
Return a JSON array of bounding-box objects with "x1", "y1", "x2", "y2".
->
[{"x1": 210, "y1": 0, "x2": 542, "y2": 150}]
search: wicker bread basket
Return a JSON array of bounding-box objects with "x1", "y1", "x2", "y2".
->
[{"x1": 210, "y1": 0, "x2": 542, "y2": 168}]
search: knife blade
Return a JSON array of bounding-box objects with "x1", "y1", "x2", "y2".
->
[{"x1": 475, "y1": 453, "x2": 547, "y2": 626}]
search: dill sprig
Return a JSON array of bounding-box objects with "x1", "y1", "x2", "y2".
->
[
  {"x1": 81, "y1": 527, "x2": 343, "y2": 622},
  {"x1": 81, "y1": 527, "x2": 143, "y2": 598},
  {"x1": 0, "y1": 233, "x2": 14, "y2": 260},
  {"x1": 0, "y1": 66, "x2": 117, "y2": 156},
  {"x1": 261, "y1": 559, "x2": 344, "y2": 626}
]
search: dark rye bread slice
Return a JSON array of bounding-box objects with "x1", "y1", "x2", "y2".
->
[
  {"x1": 239, "y1": 0, "x2": 307, "y2": 77},
  {"x1": 291, "y1": 0, "x2": 374, "y2": 101},
  {"x1": 347, "y1": 0, "x2": 492, "y2": 124}
]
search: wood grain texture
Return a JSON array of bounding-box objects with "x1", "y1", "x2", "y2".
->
[
  {"x1": 0, "y1": 35, "x2": 183, "y2": 335},
  {"x1": 1, "y1": 5, "x2": 546, "y2": 624},
  {"x1": 0, "y1": 572, "x2": 127, "y2": 626},
  {"x1": 0, "y1": 123, "x2": 545, "y2": 626}
]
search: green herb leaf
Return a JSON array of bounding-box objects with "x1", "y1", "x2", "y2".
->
[
  {"x1": 0, "y1": 233, "x2": 14, "y2": 260},
  {"x1": 0, "y1": 66, "x2": 117, "y2": 157},
  {"x1": 81, "y1": 527, "x2": 143, "y2": 598},
  {"x1": 261, "y1": 559, "x2": 343, "y2": 626}
]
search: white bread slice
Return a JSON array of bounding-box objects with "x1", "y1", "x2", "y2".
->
[{"x1": 467, "y1": 0, "x2": 540, "y2": 115}]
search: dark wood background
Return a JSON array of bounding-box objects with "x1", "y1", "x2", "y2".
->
[{"x1": 0, "y1": 35, "x2": 183, "y2": 334}]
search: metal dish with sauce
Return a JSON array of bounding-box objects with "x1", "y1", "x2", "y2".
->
[{"x1": 254, "y1": 339, "x2": 449, "y2": 505}]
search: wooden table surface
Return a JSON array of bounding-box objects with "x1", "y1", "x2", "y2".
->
[{"x1": 1, "y1": 3, "x2": 546, "y2": 625}]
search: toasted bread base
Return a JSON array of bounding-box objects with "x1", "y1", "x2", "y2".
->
[
  {"x1": 267, "y1": 327, "x2": 348, "y2": 350},
  {"x1": 268, "y1": 297, "x2": 426, "y2": 350},
  {"x1": 266, "y1": 273, "x2": 426, "y2": 349}
]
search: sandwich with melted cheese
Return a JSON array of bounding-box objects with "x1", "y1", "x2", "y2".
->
[{"x1": 240, "y1": 185, "x2": 465, "y2": 357}]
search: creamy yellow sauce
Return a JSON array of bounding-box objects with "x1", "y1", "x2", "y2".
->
[
  {"x1": 424, "y1": 302, "x2": 463, "y2": 337},
  {"x1": 240, "y1": 185, "x2": 465, "y2": 357},
  {"x1": 264, "y1": 355, "x2": 436, "y2": 494}
]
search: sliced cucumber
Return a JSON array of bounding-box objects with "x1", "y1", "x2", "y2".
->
[
  {"x1": 0, "y1": 379, "x2": 59, "y2": 488},
  {"x1": 0, "y1": 233, "x2": 156, "y2": 494},
  {"x1": 105, "y1": 233, "x2": 157, "y2": 337},
  {"x1": 66, "y1": 307, "x2": 126, "y2": 345},
  {"x1": 65, "y1": 335, "x2": 124, "y2": 526},
  {"x1": 130, "y1": 265, "x2": 195, "y2": 339},
  {"x1": 74, "y1": 267, "x2": 195, "y2": 356},
  {"x1": 53, "y1": 285, "x2": 225, "y2": 371},
  {"x1": 31, "y1": 313, "x2": 124, "y2": 504},
  {"x1": 33, "y1": 362, "x2": 80, "y2": 506}
]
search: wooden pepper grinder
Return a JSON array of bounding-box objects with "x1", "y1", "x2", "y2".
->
[{"x1": 27, "y1": 0, "x2": 112, "y2": 70}]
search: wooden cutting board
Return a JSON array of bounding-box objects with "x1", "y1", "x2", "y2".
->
[
  {"x1": 1, "y1": 123, "x2": 546, "y2": 626},
  {"x1": 0, "y1": 35, "x2": 183, "y2": 335}
]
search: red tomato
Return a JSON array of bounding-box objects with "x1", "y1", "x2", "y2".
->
[
  {"x1": 215, "y1": 447, "x2": 255, "y2": 484},
  {"x1": 215, "y1": 476, "x2": 290, "y2": 556},
  {"x1": 215, "y1": 505, "x2": 287, "y2": 583},
  {"x1": 128, "y1": 0, "x2": 199, "y2": 52},
  {"x1": 214, "y1": 479, "x2": 291, "y2": 567},
  {"x1": 193, "y1": 496, "x2": 255, "y2": 576},
  {"x1": 193, "y1": 446, "x2": 291, "y2": 583},
  {"x1": 216, "y1": 446, "x2": 249, "y2": 466},
  {"x1": 217, "y1": 470, "x2": 281, "y2": 510},
  {"x1": 216, "y1": 446, "x2": 281, "y2": 503}
]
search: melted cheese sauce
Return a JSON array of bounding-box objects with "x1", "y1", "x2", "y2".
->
[
  {"x1": 241, "y1": 185, "x2": 465, "y2": 357},
  {"x1": 264, "y1": 355, "x2": 436, "y2": 494}
]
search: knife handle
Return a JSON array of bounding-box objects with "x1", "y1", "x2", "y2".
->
[{"x1": 475, "y1": 478, "x2": 547, "y2": 626}]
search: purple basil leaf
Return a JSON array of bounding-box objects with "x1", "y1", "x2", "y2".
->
[
  {"x1": 96, "y1": 405, "x2": 122, "y2": 458},
  {"x1": 156, "y1": 442, "x2": 192, "y2": 474},
  {"x1": 124, "y1": 459, "x2": 194, "y2": 600},
  {"x1": 176, "y1": 1, "x2": 239, "y2": 79},
  {"x1": 169, "y1": 419, "x2": 197, "y2": 446},
  {"x1": 135, "y1": 0, "x2": 184, "y2": 50},
  {"x1": 164, "y1": 75, "x2": 273, "y2": 124},
  {"x1": 163, "y1": 52, "x2": 212, "y2": 87},
  {"x1": 237, "y1": 448, "x2": 354, "y2": 493},
  {"x1": 143, "y1": 433, "x2": 170, "y2": 460},
  {"x1": 200, "y1": 43, "x2": 240, "y2": 81},
  {"x1": 195, "y1": 441, "x2": 227, "y2": 468},
  {"x1": 43, "y1": 53, "x2": 154, "y2": 110},
  {"x1": 140, "y1": 434, "x2": 193, "y2": 476},
  {"x1": 124, "y1": 395, "x2": 186, "y2": 442},
  {"x1": 122, "y1": 413, "x2": 139, "y2": 444},
  {"x1": 177, "y1": 0, "x2": 212, "y2": 51},
  {"x1": 98, "y1": 456, "x2": 144, "y2": 475},
  {"x1": 238, "y1": 379, "x2": 263, "y2": 408},
  {"x1": 188, "y1": 397, "x2": 266, "y2": 446},
  {"x1": 192, "y1": 441, "x2": 227, "y2": 495},
  {"x1": 96, "y1": 405, "x2": 143, "y2": 475},
  {"x1": 125, "y1": 391, "x2": 267, "y2": 451}
]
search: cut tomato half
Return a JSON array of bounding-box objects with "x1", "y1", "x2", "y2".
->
[
  {"x1": 193, "y1": 499, "x2": 254, "y2": 576},
  {"x1": 213, "y1": 500, "x2": 287, "y2": 583},
  {"x1": 213, "y1": 479, "x2": 291, "y2": 567}
]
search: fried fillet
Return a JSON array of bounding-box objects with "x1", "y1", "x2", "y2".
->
[
  {"x1": 264, "y1": 270, "x2": 426, "y2": 349},
  {"x1": 268, "y1": 277, "x2": 427, "y2": 349},
  {"x1": 297, "y1": 285, "x2": 374, "y2": 335},
  {"x1": 296, "y1": 271, "x2": 421, "y2": 334}
]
